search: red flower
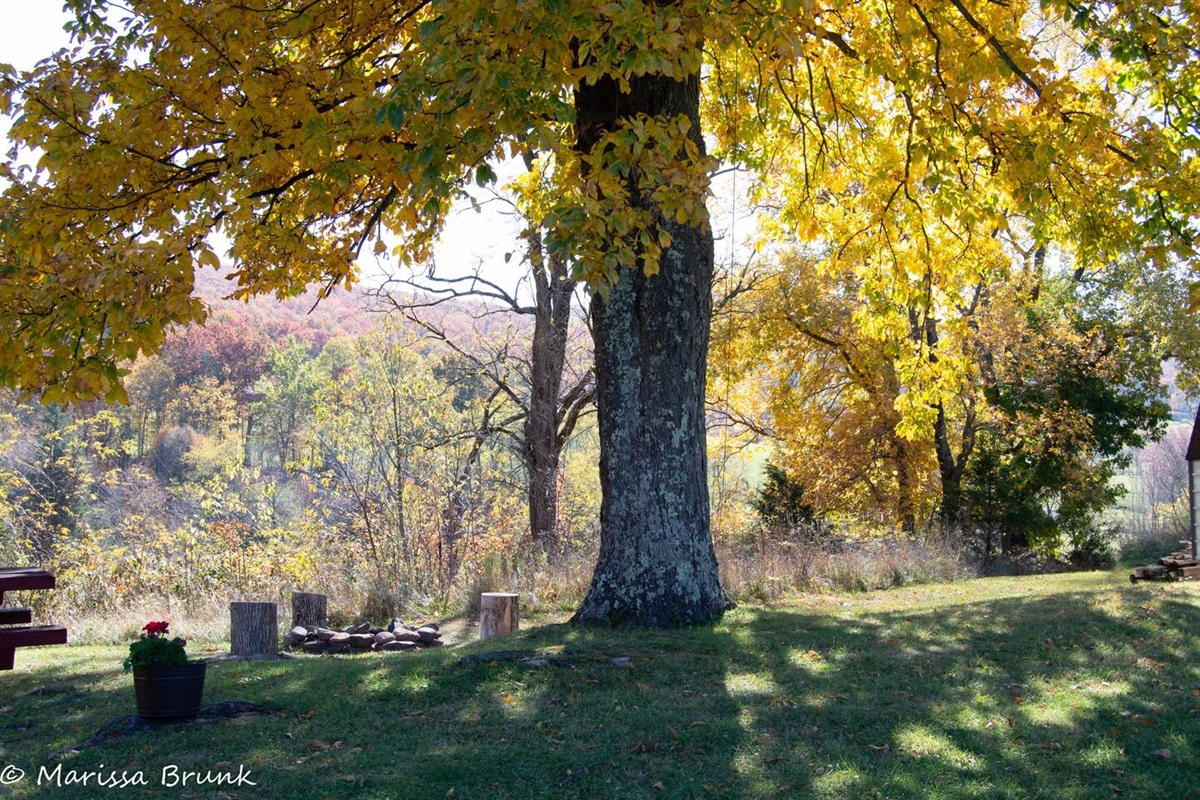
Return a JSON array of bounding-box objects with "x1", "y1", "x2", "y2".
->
[{"x1": 142, "y1": 620, "x2": 170, "y2": 636}]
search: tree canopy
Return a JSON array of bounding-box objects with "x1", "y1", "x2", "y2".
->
[{"x1": 0, "y1": 1, "x2": 1193, "y2": 401}]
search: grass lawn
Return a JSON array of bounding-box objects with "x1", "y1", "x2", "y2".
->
[{"x1": 2, "y1": 571, "x2": 1198, "y2": 799}]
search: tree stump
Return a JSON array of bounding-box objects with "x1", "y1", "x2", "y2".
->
[
  {"x1": 291, "y1": 592, "x2": 327, "y2": 629},
  {"x1": 230, "y1": 602, "x2": 278, "y2": 657},
  {"x1": 479, "y1": 593, "x2": 519, "y2": 640}
]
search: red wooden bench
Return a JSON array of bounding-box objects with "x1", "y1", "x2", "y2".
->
[{"x1": 0, "y1": 568, "x2": 68, "y2": 670}]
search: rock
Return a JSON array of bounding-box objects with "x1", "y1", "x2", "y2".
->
[
  {"x1": 417, "y1": 622, "x2": 440, "y2": 632},
  {"x1": 1150, "y1": 749, "x2": 1173, "y2": 760},
  {"x1": 392, "y1": 628, "x2": 421, "y2": 644},
  {"x1": 285, "y1": 626, "x2": 309, "y2": 645},
  {"x1": 315, "y1": 628, "x2": 337, "y2": 641},
  {"x1": 348, "y1": 633, "x2": 376, "y2": 648},
  {"x1": 416, "y1": 626, "x2": 441, "y2": 644},
  {"x1": 302, "y1": 640, "x2": 328, "y2": 653},
  {"x1": 327, "y1": 643, "x2": 350, "y2": 654},
  {"x1": 369, "y1": 627, "x2": 384, "y2": 635},
  {"x1": 374, "y1": 631, "x2": 395, "y2": 645},
  {"x1": 381, "y1": 640, "x2": 417, "y2": 651},
  {"x1": 352, "y1": 622, "x2": 371, "y2": 634},
  {"x1": 329, "y1": 632, "x2": 351, "y2": 645}
]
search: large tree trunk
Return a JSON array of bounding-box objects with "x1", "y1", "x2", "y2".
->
[{"x1": 571, "y1": 66, "x2": 733, "y2": 626}]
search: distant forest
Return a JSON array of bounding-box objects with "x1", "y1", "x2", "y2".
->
[{"x1": 2, "y1": 259, "x2": 1196, "y2": 620}]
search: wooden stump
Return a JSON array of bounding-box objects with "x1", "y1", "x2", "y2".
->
[
  {"x1": 479, "y1": 593, "x2": 519, "y2": 640},
  {"x1": 230, "y1": 601, "x2": 278, "y2": 657},
  {"x1": 291, "y1": 592, "x2": 327, "y2": 629}
]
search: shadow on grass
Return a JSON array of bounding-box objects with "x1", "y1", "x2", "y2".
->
[
  {"x1": 708, "y1": 590, "x2": 1200, "y2": 800},
  {"x1": 4, "y1": 583, "x2": 1199, "y2": 800}
]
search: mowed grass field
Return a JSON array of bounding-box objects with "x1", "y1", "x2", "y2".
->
[{"x1": 2, "y1": 572, "x2": 1197, "y2": 799}]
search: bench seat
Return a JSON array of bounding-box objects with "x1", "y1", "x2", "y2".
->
[{"x1": 0, "y1": 625, "x2": 68, "y2": 670}]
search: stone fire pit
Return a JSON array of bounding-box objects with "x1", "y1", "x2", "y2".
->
[{"x1": 284, "y1": 620, "x2": 443, "y2": 655}]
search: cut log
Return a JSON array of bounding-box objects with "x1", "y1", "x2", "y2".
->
[
  {"x1": 479, "y1": 593, "x2": 519, "y2": 640},
  {"x1": 229, "y1": 601, "x2": 278, "y2": 657},
  {"x1": 291, "y1": 592, "x2": 327, "y2": 629}
]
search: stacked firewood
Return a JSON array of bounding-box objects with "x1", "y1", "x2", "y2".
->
[
  {"x1": 284, "y1": 620, "x2": 443, "y2": 654},
  {"x1": 1130, "y1": 541, "x2": 1199, "y2": 583}
]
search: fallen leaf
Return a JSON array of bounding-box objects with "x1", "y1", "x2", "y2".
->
[
  {"x1": 652, "y1": 781, "x2": 664, "y2": 791},
  {"x1": 309, "y1": 740, "x2": 330, "y2": 751},
  {"x1": 867, "y1": 745, "x2": 889, "y2": 753},
  {"x1": 446, "y1": 789, "x2": 455, "y2": 798},
  {"x1": 467, "y1": 713, "x2": 481, "y2": 725},
  {"x1": 1108, "y1": 784, "x2": 1126, "y2": 795},
  {"x1": 299, "y1": 709, "x2": 317, "y2": 721},
  {"x1": 1149, "y1": 749, "x2": 1173, "y2": 760},
  {"x1": 501, "y1": 694, "x2": 516, "y2": 704}
]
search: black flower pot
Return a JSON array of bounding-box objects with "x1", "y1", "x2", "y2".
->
[{"x1": 132, "y1": 662, "x2": 207, "y2": 720}]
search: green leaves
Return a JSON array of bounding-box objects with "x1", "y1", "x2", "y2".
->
[{"x1": 474, "y1": 162, "x2": 497, "y2": 187}]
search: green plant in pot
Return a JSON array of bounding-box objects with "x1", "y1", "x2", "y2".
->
[{"x1": 124, "y1": 620, "x2": 206, "y2": 720}]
